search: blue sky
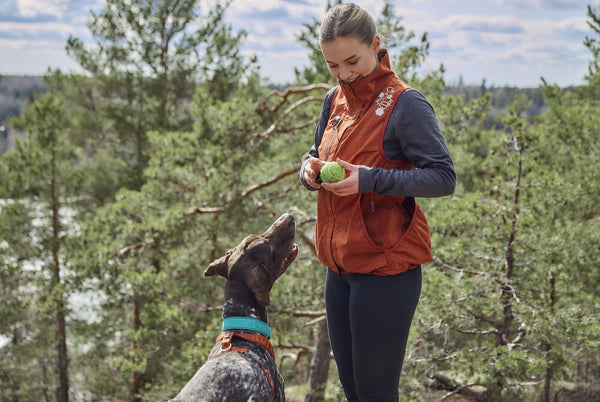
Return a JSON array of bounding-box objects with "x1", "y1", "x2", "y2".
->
[{"x1": 0, "y1": 0, "x2": 595, "y2": 87}]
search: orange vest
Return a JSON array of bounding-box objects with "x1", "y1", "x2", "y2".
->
[{"x1": 316, "y1": 50, "x2": 433, "y2": 276}]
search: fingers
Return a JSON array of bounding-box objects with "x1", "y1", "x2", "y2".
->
[
  {"x1": 303, "y1": 158, "x2": 360, "y2": 194},
  {"x1": 303, "y1": 166, "x2": 321, "y2": 189},
  {"x1": 321, "y1": 158, "x2": 358, "y2": 195},
  {"x1": 336, "y1": 158, "x2": 356, "y2": 171},
  {"x1": 321, "y1": 173, "x2": 359, "y2": 196}
]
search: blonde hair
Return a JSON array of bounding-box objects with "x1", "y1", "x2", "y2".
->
[{"x1": 319, "y1": 3, "x2": 377, "y2": 44}]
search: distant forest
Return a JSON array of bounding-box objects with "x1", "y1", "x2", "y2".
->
[
  {"x1": 0, "y1": 74, "x2": 571, "y2": 155},
  {"x1": 0, "y1": 75, "x2": 47, "y2": 153}
]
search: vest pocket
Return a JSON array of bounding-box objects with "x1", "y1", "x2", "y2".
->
[{"x1": 356, "y1": 193, "x2": 411, "y2": 251}]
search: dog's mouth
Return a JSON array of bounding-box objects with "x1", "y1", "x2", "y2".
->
[{"x1": 280, "y1": 243, "x2": 298, "y2": 272}]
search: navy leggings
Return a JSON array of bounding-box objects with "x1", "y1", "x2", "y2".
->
[{"x1": 324, "y1": 266, "x2": 422, "y2": 402}]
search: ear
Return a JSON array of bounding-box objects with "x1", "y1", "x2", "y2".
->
[
  {"x1": 246, "y1": 265, "x2": 272, "y2": 306},
  {"x1": 372, "y1": 35, "x2": 381, "y2": 53},
  {"x1": 203, "y1": 254, "x2": 229, "y2": 278}
]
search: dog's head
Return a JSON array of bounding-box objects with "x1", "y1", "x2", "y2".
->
[{"x1": 204, "y1": 213, "x2": 298, "y2": 306}]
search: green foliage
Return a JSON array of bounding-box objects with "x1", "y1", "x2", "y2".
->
[
  {"x1": 0, "y1": 92, "x2": 79, "y2": 401},
  {"x1": 584, "y1": 4, "x2": 600, "y2": 88},
  {"x1": 414, "y1": 65, "x2": 600, "y2": 398},
  {"x1": 1, "y1": 1, "x2": 599, "y2": 400},
  {"x1": 61, "y1": 0, "x2": 253, "y2": 196}
]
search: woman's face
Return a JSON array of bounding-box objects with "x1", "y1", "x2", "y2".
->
[{"x1": 320, "y1": 35, "x2": 380, "y2": 83}]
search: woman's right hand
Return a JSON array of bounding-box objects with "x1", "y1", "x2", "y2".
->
[{"x1": 304, "y1": 158, "x2": 324, "y2": 190}]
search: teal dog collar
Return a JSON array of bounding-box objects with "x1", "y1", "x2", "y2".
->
[{"x1": 222, "y1": 316, "x2": 272, "y2": 339}]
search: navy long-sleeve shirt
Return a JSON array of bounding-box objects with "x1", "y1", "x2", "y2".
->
[{"x1": 300, "y1": 86, "x2": 456, "y2": 198}]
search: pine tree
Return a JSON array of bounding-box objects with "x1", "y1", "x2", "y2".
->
[
  {"x1": 62, "y1": 0, "x2": 252, "y2": 193},
  {"x1": 584, "y1": 4, "x2": 600, "y2": 97},
  {"x1": 409, "y1": 5, "x2": 600, "y2": 398},
  {"x1": 0, "y1": 92, "x2": 80, "y2": 401}
]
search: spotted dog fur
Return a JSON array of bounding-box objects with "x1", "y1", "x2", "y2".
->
[
  {"x1": 172, "y1": 335, "x2": 282, "y2": 401},
  {"x1": 171, "y1": 214, "x2": 298, "y2": 402}
]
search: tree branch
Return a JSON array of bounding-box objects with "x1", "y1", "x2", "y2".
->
[
  {"x1": 462, "y1": 306, "x2": 502, "y2": 330},
  {"x1": 432, "y1": 255, "x2": 503, "y2": 286},
  {"x1": 250, "y1": 96, "x2": 324, "y2": 148},
  {"x1": 269, "y1": 309, "x2": 325, "y2": 318},
  {"x1": 296, "y1": 228, "x2": 316, "y2": 257},
  {"x1": 255, "y1": 83, "x2": 331, "y2": 116},
  {"x1": 457, "y1": 328, "x2": 498, "y2": 336},
  {"x1": 187, "y1": 164, "x2": 300, "y2": 216},
  {"x1": 116, "y1": 238, "x2": 156, "y2": 256},
  {"x1": 432, "y1": 373, "x2": 488, "y2": 401}
]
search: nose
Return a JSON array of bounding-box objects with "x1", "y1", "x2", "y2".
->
[
  {"x1": 279, "y1": 213, "x2": 294, "y2": 223},
  {"x1": 339, "y1": 68, "x2": 353, "y2": 81}
]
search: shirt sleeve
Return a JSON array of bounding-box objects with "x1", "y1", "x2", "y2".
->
[
  {"x1": 299, "y1": 86, "x2": 338, "y2": 191},
  {"x1": 358, "y1": 89, "x2": 456, "y2": 197}
]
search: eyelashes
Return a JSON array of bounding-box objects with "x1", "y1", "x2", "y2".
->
[{"x1": 328, "y1": 60, "x2": 358, "y2": 69}]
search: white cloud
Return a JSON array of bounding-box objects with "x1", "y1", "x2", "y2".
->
[
  {"x1": 0, "y1": 20, "x2": 88, "y2": 37},
  {"x1": 494, "y1": 0, "x2": 583, "y2": 10},
  {"x1": 17, "y1": 0, "x2": 69, "y2": 18},
  {"x1": 400, "y1": 8, "x2": 590, "y2": 86},
  {"x1": 0, "y1": 0, "x2": 591, "y2": 87},
  {"x1": 230, "y1": 0, "x2": 291, "y2": 13}
]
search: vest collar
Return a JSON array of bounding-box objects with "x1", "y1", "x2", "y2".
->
[{"x1": 338, "y1": 49, "x2": 396, "y2": 109}]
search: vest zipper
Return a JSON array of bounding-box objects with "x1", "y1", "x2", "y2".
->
[
  {"x1": 333, "y1": 108, "x2": 365, "y2": 156},
  {"x1": 323, "y1": 116, "x2": 344, "y2": 277},
  {"x1": 322, "y1": 116, "x2": 340, "y2": 159},
  {"x1": 323, "y1": 116, "x2": 344, "y2": 274},
  {"x1": 329, "y1": 182, "x2": 344, "y2": 275}
]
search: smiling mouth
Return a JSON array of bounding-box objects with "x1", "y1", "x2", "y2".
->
[
  {"x1": 280, "y1": 244, "x2": 298, "y2": 270},
  {"x1": 341, "y1": 75, "x2": 362, "y2": 83}
]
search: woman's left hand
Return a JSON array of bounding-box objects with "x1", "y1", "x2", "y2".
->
[{"x1": 321, "y1": 158, "x2": 360, "y2": 196}]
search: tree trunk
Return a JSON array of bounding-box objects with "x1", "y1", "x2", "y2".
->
[
  {"x1": 542, "y1": 340, "x2": 552, "y2": 402},
  {"x1": 51, "y1": 146, "x2": 69, "y2": 402},
  {"x1": 305, "y1": 318, "x2": 331, "y2": 402},
  {"x1": 131, "y1": 299, "x2": 144, "y2": 402},
  {"x1": 54, "y1": 293, "x2": 69, "y2": 402},
  {"x1": 543, "y1": 274, "x2": 557, "y2": 402},
  {"x1": 494, "y1": 131, "x2": 523, "y2": 393},
  {"x1": 7, "y1": 328, "x2": 20, "y2": 402},
  {"x1": 41, "y1": 358, "x2": 51, "y2": 402},
  {"x1": 499, "y1": 154, "x2": 521, "y2": 348}
]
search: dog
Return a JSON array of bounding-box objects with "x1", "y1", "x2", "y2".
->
[{"x1": 170, "y1": 213, "x2": 298, "y2": 402}]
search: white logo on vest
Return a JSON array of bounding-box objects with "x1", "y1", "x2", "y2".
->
[{"x1": 375, "y1": 87, "x2": 395, "y2": 116}]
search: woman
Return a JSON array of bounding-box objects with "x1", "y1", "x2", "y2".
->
[{"x1": 299, "y1": 3, "x2": 455, "y2": 401}]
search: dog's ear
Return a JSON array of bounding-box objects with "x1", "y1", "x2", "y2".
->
[
  {"x1": 246, "y1": 265, "x2": 272, "y2": 306},
  {"x1": 204, "y1": 254, "x2": 230, "y2": 278}
]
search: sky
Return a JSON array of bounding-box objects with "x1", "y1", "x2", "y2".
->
[{"x1": 0, "y1": 0, "x2": 596, "y2": 88}]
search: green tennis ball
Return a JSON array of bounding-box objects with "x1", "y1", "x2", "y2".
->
[{"x1": 320, "y1": 161, "x2": 345, "y2": 183}]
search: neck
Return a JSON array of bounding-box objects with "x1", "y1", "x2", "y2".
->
[{"x1": 222, "y1": 279, "x2": 268, "y2": 324}]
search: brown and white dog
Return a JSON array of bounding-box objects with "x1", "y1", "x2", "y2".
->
[{"x1": 171, "y1": 213, "x2": 298, "y2": 402}]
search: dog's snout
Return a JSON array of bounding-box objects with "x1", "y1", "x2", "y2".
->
[
  {"x1": 263, "y1": 213, "x2": 296, "y2": 239},
  {"x1": 281, "y1": 213, "x2": 294, "y2": 223},
  {"x1": 275, "y1": 213, "x2": 294, "y2": 227}
]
